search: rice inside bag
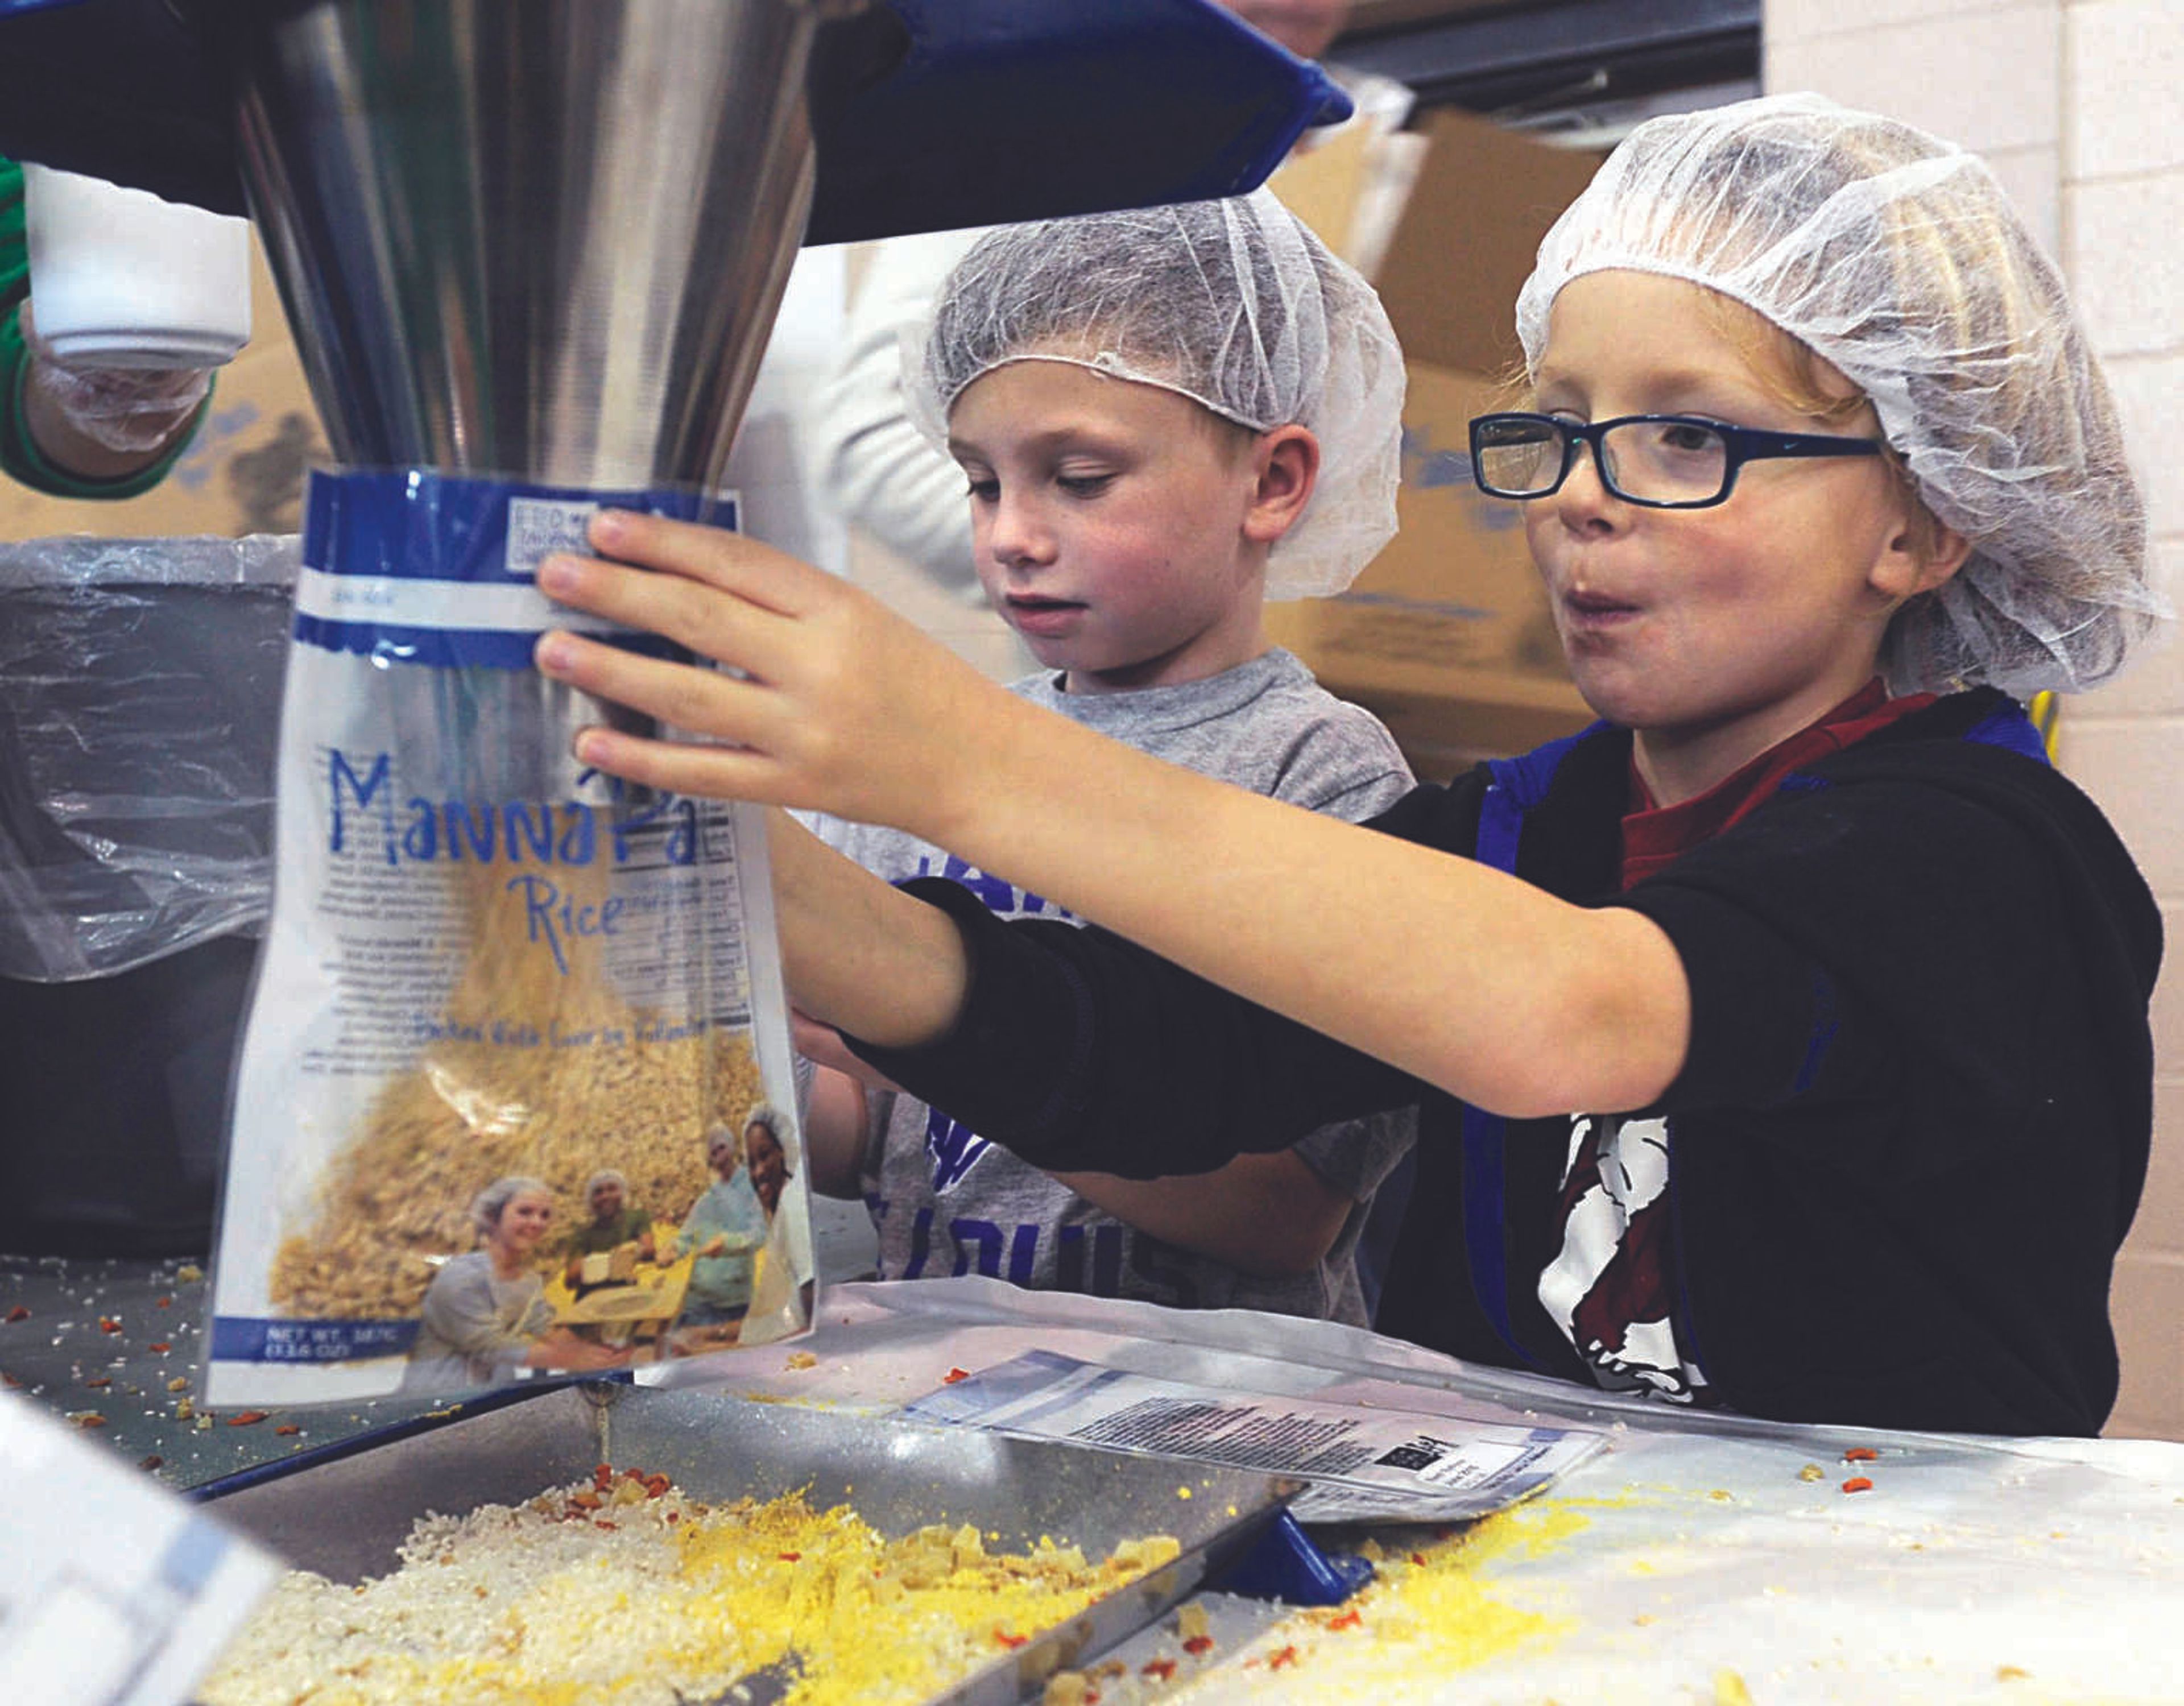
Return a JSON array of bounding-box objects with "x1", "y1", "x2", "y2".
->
[{"x1": 206, "y1": 470, "x2": 812, "y2": 1405}]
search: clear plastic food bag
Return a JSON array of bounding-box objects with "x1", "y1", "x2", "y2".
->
[{"x1": 206, "y1": 471, "x2": 812, "y2": 1405}]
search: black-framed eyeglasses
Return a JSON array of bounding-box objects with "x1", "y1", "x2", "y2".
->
[{"x1": 1467, "y1": 411, "x2": 1883, "y2": 510}]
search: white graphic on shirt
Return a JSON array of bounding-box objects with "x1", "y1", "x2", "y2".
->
[{"x1": 1537, "y1": 1113, "x2": 1707, "y2": 1402}]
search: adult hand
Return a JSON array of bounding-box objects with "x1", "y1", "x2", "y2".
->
[{"x1": 18, "y1": 300, "x2": 213, "y2": 477}]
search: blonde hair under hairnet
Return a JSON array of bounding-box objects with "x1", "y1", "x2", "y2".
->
[
  {"x1": 1514, "y1": 92, "x2": 2166, "y2": 695},
  {"x1": 906, "y1": 188, "x2": 1405, "y2": 600}
]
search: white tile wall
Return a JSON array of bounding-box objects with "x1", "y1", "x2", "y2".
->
[
  {"x1": 1763, "y1": 5, "x2": 2061, "y2": 154},
  {"x1": 2062, "y1": 0, "x2": 2182, "y2": 1446},
  {"x1": 1768, "y1": 0, "x2": 2040, "y2": 47},
  {"x1": 2102, "y1": 353, "x2": 2184, "y2": 540},
  {"x1": 2127, "y1": 1079, "x2": 2184, "y2": 1252},
  {"x1": 2080, "y1": 548, "x2": 2184, "y2": 717},
  {"x1": 2067, "y1": 1, "x2": 2184, "y2": 178},
  {"x1": 2070, "y1": 172, "x2": 2184, "y2": 357},
  {"x1": 2054, "y1": 717, "x2": 2184, "y2": 893},
  {"x1": 2150, "y1": 906, "x2": 2184, "y2": 1077},
  {"x1": 2108, "y1": 1253, "x2": 2184, "y2": 1437},
  {"x1": 1767, "y1": 0, "x2": 2184, "y2": 1441}
]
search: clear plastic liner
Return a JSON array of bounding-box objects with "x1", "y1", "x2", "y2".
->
[{"x1": 0, "y1": 533, "x2": 296, "y2": 982}]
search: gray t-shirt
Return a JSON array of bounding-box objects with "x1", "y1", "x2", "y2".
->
[{"x1": 811, "y1": 648, "x2": 1417, "y2": 1324}]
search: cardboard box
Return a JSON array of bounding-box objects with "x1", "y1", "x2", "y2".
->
[
  {"x1": 0, "y1": 233, "x2": 328, "y2": 541},
  {"x1": 1267, "y1": 109, "x2": 1605, "y2": 779},
  {"x1": 1372, "y1": 107, "x2": 1604, "y2": 377}
]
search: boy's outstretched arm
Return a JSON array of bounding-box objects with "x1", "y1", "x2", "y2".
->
[
  {"x1": 762, "y1": 809, "x2": 970, "y2": 1051},
  {"x1": 533, "y1": 511, "x2": 1691, "y2": 1120}
]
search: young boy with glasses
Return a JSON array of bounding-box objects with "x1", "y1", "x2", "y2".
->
[{"x1": 533, "y1": 94, "x2": 2165, "y2": 1436}]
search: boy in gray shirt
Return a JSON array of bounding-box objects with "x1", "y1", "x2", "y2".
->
[{"x1": 803, "y1": 191, "x2": 1417, "y2": 1324}]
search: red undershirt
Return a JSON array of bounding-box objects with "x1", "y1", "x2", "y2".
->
[{"x1": 1618, "y1": 678, "x2": 1938, "y2": 889}]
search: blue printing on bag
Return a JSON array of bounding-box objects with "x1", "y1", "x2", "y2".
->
[
  {"x1": 294, "y1": 469, "x2": 729, "y2": 668},
  {"x1": 209, "y1": 1315, "x2": 420, "y2": 1362},
  {"x1": 289, "y1": 615, "x2": 692, "y2": 673}
]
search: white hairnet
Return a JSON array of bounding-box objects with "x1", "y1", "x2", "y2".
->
[
  {"x1": 1515, "y1": 92, "x2": 2166, "y2": 696},
  {"x1": 469, "y1": 1175, "x2": 551, "y2": 1237},
  {"x1": 905, "y1": 188, "x2": 1405, "y2": 599}
]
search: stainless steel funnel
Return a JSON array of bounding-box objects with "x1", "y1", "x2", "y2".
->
[{"x1": 221, "y1": 0, "x2": 850, "y2": 488}]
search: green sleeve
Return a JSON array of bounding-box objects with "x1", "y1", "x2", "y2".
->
[{"x1": 0, "y1": 155, "x2": 214, "y2": 502}]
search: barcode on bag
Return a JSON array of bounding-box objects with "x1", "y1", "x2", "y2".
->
[
  {"x1": 1374, "y1": 1436, "x2": 1449, "y2": 1473},
  {"x1": 505, "y1": 498, "x2": 601, "y2": 579}
]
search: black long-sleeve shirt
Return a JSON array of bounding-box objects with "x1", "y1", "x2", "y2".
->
[{"x1": 851, "y1": 690, "x2": 2160, "y2": 1436}]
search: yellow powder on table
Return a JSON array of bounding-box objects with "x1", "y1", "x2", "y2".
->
[
  {"x1": 1155, "y1": 1500, "x2": 1592, "y2": 1703},
  {"x1": 198, "y1": 1471, "x2": 1180, "y2": 1706},
  {"x1": 1349, "y1": 1502, "x2": 1586, "y2": 1665}
]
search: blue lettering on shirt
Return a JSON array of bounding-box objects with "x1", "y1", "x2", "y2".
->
[
  {"x1": 924, "y1": 1109, "x2": 991, "y2": 1191},
  {"x1": 873, "y1": 1212, "x2": 1149, "y2": 1301},
  {"x1": 879, "y1": 846, "x2": 1132, "y2": 1293},
  {"x1": 950, "y1": 1218, "x2": 1004, "y2": 1279},
  {"x1": 908, "y1": 853, "x2": 1069, "y2": 922},
  {"x1": 1091, "y1": 1224, "x2": 1123, "y2": 1294},
  {"x1": 903, "y1": 1205, "x2": 935, "y2": 1279}
]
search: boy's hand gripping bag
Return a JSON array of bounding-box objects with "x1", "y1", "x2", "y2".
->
[{"x1": 206, "y1": 471, "x2": 813, "y2": 1405}]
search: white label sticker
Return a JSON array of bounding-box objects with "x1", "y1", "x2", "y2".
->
[{"x1": 504, "y1": 497, "x2": 602, "y2": 579}]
